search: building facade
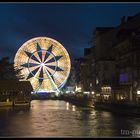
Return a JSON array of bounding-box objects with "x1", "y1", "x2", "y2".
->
[
  {"x1": 75, "y1": 12, "x2": 140, "y2": 103},
  {"x1": 0, "y1": 80, "x2": 33, "y2": 106}
]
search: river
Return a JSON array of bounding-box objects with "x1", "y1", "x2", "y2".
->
[{"x1": 0, "y1": 100, "x2": 140, "y2": 137}]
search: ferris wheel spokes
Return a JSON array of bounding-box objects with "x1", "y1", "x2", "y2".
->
[{"x1": 45, "y1": 68, "x2": 60, "y2": 93}]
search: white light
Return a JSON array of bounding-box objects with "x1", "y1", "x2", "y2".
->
[
  {"x1": 91, "y1": 91, "x2": 95, "y2": 94},
  {"x1": 72, "y1": 105, "x2": 76, "y2": 111},
  {"x1": 137, "y1": 90, "x2": 140, "y2": 94},
  {"x1": 101, "y1": 86, "x2": 111, "y2": 90},
  {"x1": 37, "y1": 89, "x2": 48, "y2": 93},
  {"x1": 66, "y1": 91, "x2": 70, "y2": 93},
  {"x1": 75, "y1": 86, "x2": 82, "y2": 92},
  {"x1": 31, "y1": 91, "x2": 36, "y2": 94},
  {"x1": 40, "y1": 62, "x2": 45, "y2": 66},
  {"x1": 96, "y1": 79, "x2": 99, "y2": 84},
  {"x1": 104, "y1": 95, "x2": 109, "y2": 97},
  {"x1": 84, "y1": 91, "x2": 90, "y2": 94},
  {"x1": 66, "y1": 102, "x2": 69, "y2": 110}
]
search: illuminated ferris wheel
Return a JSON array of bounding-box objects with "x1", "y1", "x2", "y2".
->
[{"x1": 14, "y1": 37, "x2": 71, "y2": 93}]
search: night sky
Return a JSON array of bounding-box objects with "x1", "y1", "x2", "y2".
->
[{"x1": 1, "y1": 3, "x2": 140, "y2": 63}]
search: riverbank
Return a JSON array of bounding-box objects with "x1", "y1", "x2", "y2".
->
[
  {"x1": 31, "y1": 93, "x2": 140, "y2": 117},
  {"x1": 0, "y1": 100, "x2": 31, "y2": 107},
  {"x1": 94, "y1": 101, "x2": 140, "y2": 117},
  {"x1": 0, "y1": 101, "x2": 13, "y2": 107},
  {"x1": 58, "y1": 94, "x2": 140, "y2": 117},
  {"x1": 58, "y1": 93, "x2": 94, "y2": 108}
]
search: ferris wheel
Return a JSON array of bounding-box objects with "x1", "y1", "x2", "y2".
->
[{"x1": 14, "y1": 37, "x2": 71, "y2": 93}]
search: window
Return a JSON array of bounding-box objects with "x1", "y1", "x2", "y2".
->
[{"x1": 119, "y1": 73, "x2": 128, "y2": 83}]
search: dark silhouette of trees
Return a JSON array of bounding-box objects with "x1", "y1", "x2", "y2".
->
[{"x1": 0, "y1": 57, "x2": 24, "y2": 80}]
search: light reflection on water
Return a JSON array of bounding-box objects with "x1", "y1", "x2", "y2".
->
[{"x1": 0, "y1": 100, "x2": 140, "y2": 137}]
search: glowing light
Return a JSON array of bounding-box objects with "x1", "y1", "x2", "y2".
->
[
  {"x1": 6, "y1": 98, "x2": 9, "y2": 102},
  {"x1": 66, "y1": 102, "x2": 69, "y2": 110},
  {"x1": 75, "y1": 86, "x2": 82, "y2": 92},
  {"x1": 137, "y1": 90, "x2": 140, "y2": 94},
  {"x1": 103, "y1": 95, "x2": 110, "y2": 97},
  {"x1": 101, "y1": 86, "x2": 111, "y2": 94},
  {"x1": 84, "y1": 91, "x2": 90, "y2": 94},
  {"x1": 101, "y1": 86, "x2": 111, "y2": 90},
  {"x1": 96, "y1": 78, "x2": 99, "y2": 84},
  {"x1": 120, "y1": 96, "x2": 125, "y2": 100},
  {"x1": 72, "y1": 105, "x2": 76, "y2": 111}
]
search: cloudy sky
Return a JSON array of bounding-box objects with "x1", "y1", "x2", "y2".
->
[{"x1": 0, "y1": 3, "x2": 140, "y2": 62}]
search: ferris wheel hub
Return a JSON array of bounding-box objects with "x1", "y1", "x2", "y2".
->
[{"x1": 40, "y1": 62, "x2": 45, "y2": 67}]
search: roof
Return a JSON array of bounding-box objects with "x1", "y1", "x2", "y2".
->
[
  {"x1": 0, "y1": 80, "x2": 33, "y2": 91},
  {"x1": 95, "y1": 27, "x2": 115, "y2": 35}
]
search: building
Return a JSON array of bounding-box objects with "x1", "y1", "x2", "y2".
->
[
  {"x1": 75, "y1": 47, "x2": 95, "y2": 92},
  {"x1": 75, "y1": 57, "x2": 87, "y2": 92},
  {"x1": 111, "y1": 13, "x2": 140, "y2": 102},
  {"x1": 75, "y1": 12, "x2": 140, "y2": 103},
  {"x1": 91, "y1": 27, "x2": 117, "y2": 101},
  {"x1": 94, "y1": 12, "x2": 140, "y2": 102},
  {"x1": 0, "y1": 80, "x2": 33, "y2": 106}
]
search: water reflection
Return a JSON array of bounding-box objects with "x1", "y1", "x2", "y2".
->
[{"x1": 0, "y1": 100, "x2": 140, "y2": 137}]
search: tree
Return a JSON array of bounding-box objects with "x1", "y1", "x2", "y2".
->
[{"x1": 0, "y1": 57, "x2": 24, "y2": 80}]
